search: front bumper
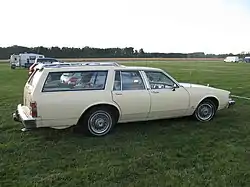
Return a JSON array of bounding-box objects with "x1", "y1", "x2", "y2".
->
[
  {"x1": 12, "y1": 104, "x2": 37, "y2": 129},
  {"x1": 227, "y1": 99, "x2": 235, "y2": 108}
]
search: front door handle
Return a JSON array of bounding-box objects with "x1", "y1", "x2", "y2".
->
[{"x1": 115, "y1": 93, "x2": 122, "y2": 95}]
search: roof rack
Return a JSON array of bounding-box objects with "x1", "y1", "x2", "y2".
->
[
  {"x1": 75, "y1": 62, "x2": 121, "y2": 66},
  {"x1": 36, "y1": 61, "x2": 122, "y2": 70}
]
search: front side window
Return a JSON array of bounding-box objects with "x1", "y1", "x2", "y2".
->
[
  {"x1": 113, "y1": 71, "x2": 145, "y2": 91},
  {"x1": 145, "y1": 71, "x2": 176, "y2": 89},
  {"x1": 42, "y1": 70, "x2": 108, "y2": 92}
]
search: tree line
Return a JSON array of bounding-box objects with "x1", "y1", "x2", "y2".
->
[{"x1": 0, "y1": 45, "x2": 249, "y2": 59}]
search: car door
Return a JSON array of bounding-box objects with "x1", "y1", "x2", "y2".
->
[
  {"x1": 112, "y1": 70, "x2": 151, "y2": 122},
  {"x1": 143, "y1": 70, "x2": 190, "y2": 119}
]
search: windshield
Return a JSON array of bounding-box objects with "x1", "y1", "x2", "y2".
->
[{"x1": 37, "y1": 58, "x2": 58, "y2": 63}]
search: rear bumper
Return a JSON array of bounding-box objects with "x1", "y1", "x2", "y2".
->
[
  {"x1": 227, "y1": 99, "x2": 235, "y2": 108},
  {"x1": 12, "y1": 104, "x2": 37, "y2": 129}
]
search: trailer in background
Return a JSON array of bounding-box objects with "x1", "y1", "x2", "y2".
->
[{"x1": 10, "y1": 53, "x2": 45, "y2": 69}]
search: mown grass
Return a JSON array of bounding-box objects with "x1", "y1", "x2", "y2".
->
[{"x1": 1, "y1": 61, "x2": 250, "y2": 187}]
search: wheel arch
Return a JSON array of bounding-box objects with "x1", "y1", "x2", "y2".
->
[
  {"x1": 196, "y1": 95, "x2": 220, "y2": 110},
  {"x1": 76, "y1": 102, "x2": 121, "y2": 125}
]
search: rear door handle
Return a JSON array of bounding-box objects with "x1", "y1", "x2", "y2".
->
[{"x1": 115, "y1": 93, "x2": 122, "y2": 95}]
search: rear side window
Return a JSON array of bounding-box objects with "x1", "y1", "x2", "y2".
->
[
  {"x1": 27, "y1": 69, "x2": 43, "y2": 87},
  {"x1": 113, "y1": 71, "x2": 145, "y2": 90},
  {"x1": 42, "y1": 71, "x2": 108, "y2": 92}
]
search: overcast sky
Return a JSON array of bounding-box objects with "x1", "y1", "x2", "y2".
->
[{"x1": 0, "y1": 0, "x2": 249, "y2": 54}]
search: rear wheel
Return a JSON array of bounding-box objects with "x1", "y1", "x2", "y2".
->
[
  {"x1": 194, "y1": 99, "x2": 216, "y2": 122},
  {"x1": 79, "y1": 106, "x2": 118, "y2": 137}
]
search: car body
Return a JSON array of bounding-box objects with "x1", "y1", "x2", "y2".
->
[
  {"x1": 28, "y1": 57, "x2": 59, "y2": 76},
  {"x1": 12, "y1": 62, "x2": 235, "y2": 137}
]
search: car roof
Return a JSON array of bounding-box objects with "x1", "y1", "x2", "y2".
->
[{"x1": 115, "y1": 66, "x2": 162, "y2": 71}]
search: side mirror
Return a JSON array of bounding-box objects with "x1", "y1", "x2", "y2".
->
[{"x1": 172, "y1": 83, "x2": 177, "y2": 91}]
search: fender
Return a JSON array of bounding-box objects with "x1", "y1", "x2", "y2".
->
[
  {"x1": 75, "y1": 101, "x2": 122, "y2": 124},
  {"x1": 195, "y1": 94, "x2": 220, "y2": 109}
]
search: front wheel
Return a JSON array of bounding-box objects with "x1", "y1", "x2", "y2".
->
[{"x1": 194, "y1": 99, "x2": 216, "y2": 122}]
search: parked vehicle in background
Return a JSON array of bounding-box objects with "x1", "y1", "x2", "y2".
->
[
  {"x1": 10, "y1": 53, "x2": 45, "y2": 69},
  {"x1": 12, "y1": 62, "x2": 235, "y2": 137},
  {"x1": 244, "y1": 57, "x2": 250, "y2": 63},
  {"x1": 224, "y1": 56, "x2": 239, "y2": 63},
  {"x1": 28, "y1": 57, "x2": 59, "y2": 76},
  {"x1": 10, "y1": 54, "x2": 20, "y2": 69}
]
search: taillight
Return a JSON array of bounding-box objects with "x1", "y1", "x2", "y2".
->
[{"x1": 30, "y1": 101, "x2": 38, "y2": 118}]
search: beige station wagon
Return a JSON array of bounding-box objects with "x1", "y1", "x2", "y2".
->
[{"x1": 12, "y1": 62, "x2": 235, "y2": 136}]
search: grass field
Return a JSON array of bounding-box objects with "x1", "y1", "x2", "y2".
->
[{"x1": 1, "y1": 60, "x2": 250, "y2": 186}]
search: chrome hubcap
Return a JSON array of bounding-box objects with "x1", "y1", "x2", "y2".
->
[
  {"x1": 197, "y1": 103, "x2": 214, "y2": 121},
  {"x1": 96, "y1": 118, "x2": 105, "y2": 127},
  {"x1": 88, "y1": 111, "x2": 112, "y2": 134}
]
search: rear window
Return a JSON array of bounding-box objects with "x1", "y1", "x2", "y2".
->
[{"x1": 27, "y1": 69, "x2": 43, "y2": 87}]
